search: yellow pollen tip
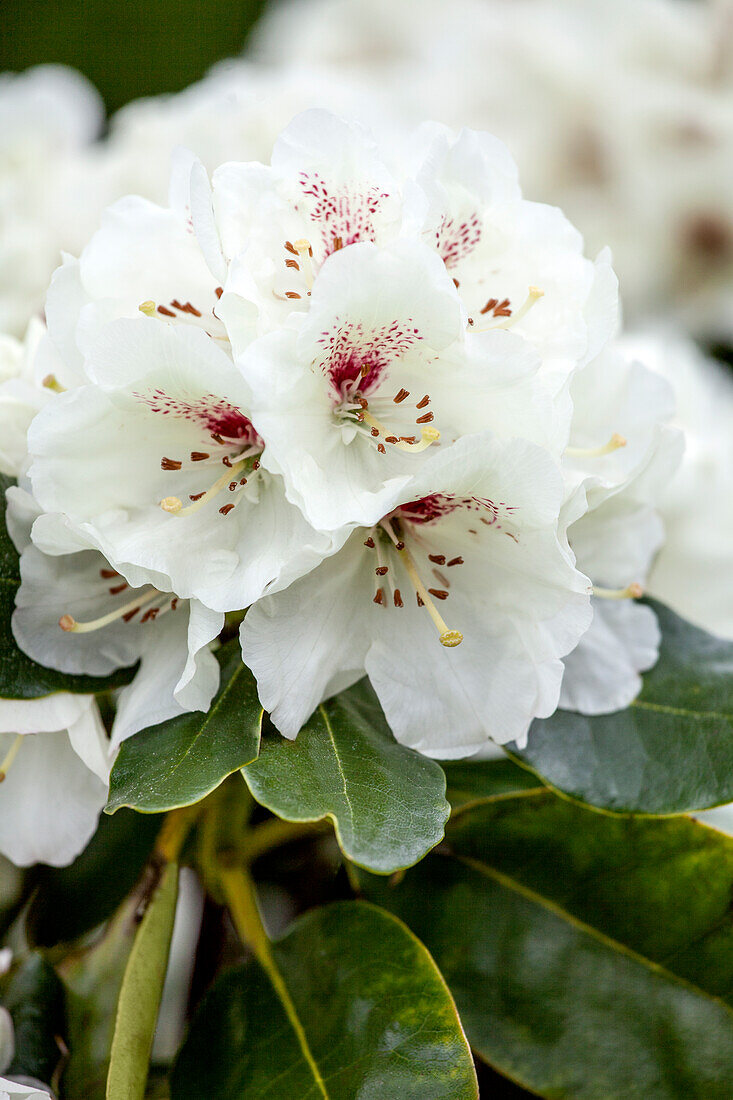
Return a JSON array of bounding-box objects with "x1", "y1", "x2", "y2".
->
[
  {"x1": 59, "y1": 614, "x2": 76, "y2": 632},
  {"x1": 529, "y1": 286, "x2": 544, "y2": 299},
  {"x1": 422, "y1": 427, "x2": 440, "y2": 443},
  {"x1": 42, "y1": 373, "x2": 64, "y2": 393},
  {"x1": 160, "y1": 496, "x2": 183, "y2": 514},
  {"x1": 440, "y1": 630, "x2": 463, "y2": 647},
  {"x1": 293, "y1": 239, "x2": 311, "y2": 252},
  {"x1": 628, "y1": 582, "x2": 643, "y2": 599},
  {"x1": 139, "y1": 300, "x2": 156, "y2": 316},
  {"x1": 611, "y1": 432, "x2": 627, "y2": 449}
]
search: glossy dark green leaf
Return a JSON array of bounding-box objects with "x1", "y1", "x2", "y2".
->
[
  {"x1": 3, "y1": 954, "x2": 65, "y2": 1086},
  {"x1": 171, "y1": 900, "x2": 478, "y2": 1100},
  {"x1": 360, "y1": 791, "x2": 733, "y2": 1099},
  {"x1": 442, "y1": 757, "x2": 542, "y2": 807},
  {"x1": 107, "y1": 861, "x2": 179, "y2": 1100},
  {"x1": 513, "y1": 600, "x2": 733, "y2": 813},
  {"x1": 243, "y1": 680, "x2": 450, "y2": 873},
  {"x1": 26, "y1": 809, "x2": 162, "y2": 948},
  {"x1": 0, "y1": 474, "x2": 136, "y2": 699},
  {"x1": 106, "y1": 642, "x2": 260, "y2": 814}
]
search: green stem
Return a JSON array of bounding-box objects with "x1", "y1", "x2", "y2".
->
[
  {"x1": 218, "y1": 865, "x2": 328, "y2": 1099},
  {"x1": 241, "y1": 817, "x2": 331, "y2": 863}
]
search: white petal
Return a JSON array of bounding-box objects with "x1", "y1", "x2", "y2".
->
[
  {"x1": 0, "y1": 728, "x2": 106, "y2": 867},
  {"x1": 560, "y1": 600, "x2": 660, "y2": 714}
]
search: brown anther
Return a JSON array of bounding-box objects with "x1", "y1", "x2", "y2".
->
[
  {"x1": 416, "y1": 412, "x2": 434, "y2": 424},
  {"x1": 99, "y1": 568, "x2": 118, "y2": 579},
  {"x1": 364, "y1": 537, "x2": 376, "y2": 548},
  {"x1": 219, "y1": 504, "x2": 235, "y2": 515},
  {"x1": 239, "y1": 477, "x2": 247, "y2": 485},
  {"x1": 215, "y1": 287, "x2": 223, "y2": 299},
  {"x1": 189, "y1": 492, "x2": 205, "y2": 501},
  {"x1": 377, "y1": 444, "x2": 386, "y2": 454},
  {"x1": 171, "y1": 598, "x2": 179, "y2": 610},
  {"x1": 211, "y1": 433, "x2": 225, "y2": 444},
  {"x1": 393, "y1": 388, "x2": 410, "y2": 404},
  {"x1": 393, "y1": 589, "x2": 403, "y2": 608},
  {"x1": 480, "y1": 298, "x2": 498, "y2": 315},
  {"x1": 252, "y1": 460, "x2": 260, "y2": 470},
  {"x1": 286, "y1": 259, "x2": 300, "y2": 270},
  {"x1": 361, "y1": 364, "x2": 371, "y2": 377},
  {"x1": 183, "y1": 302, "x2": 202, "y2": 317},
  {"x1": 284, "y1": 241, "x2": 298, "y2": 255},
  {"x1": 191, "y1": 451, "x2": 209, "y2": 461},
  {"x1": 395, "y1": 541, "x2": 405, "y2": 551},
  {"x1": 122, "y1": 608, "x2": 141, "y2": 623},
  {"x1": 467, "y1": 318, "x2": 474, "y2": 326},
  {"x1": 161, "y1": 457, "x2": 182, "y2": 470},
  {"x1": 495, "y1": 298, "x2": 512, "y2": 317},
  {"x1": 357, "y1": 397, "x2": 369, "y2": 408},
  {"x1": 429, "y1": 554, "x2": 446, "y2": 565},
  {"x1": 285, "y1": 291, "x2": 301, "y2": 299},
  {"x1": 332, "y1": 236, "x2": 343, "y2": 251},
  {"x1": 375, "y1": 566, "x2": 388, "y2": 576},
  {"x1": 417, "y1": 594, "x2": 424, "y2": 607},
  {"x1": 428, "y1": 589, "x2": 449, "y2": 600},
  {"x1": 370, "y1": 427, "x2": 380, "y2": 437},
  {"x1": 222, "y1": 456, "x2": 233, "y2": 467},
  {"x1": 171, "y1": 299, "x2": 184, "y2": 310},
  {"x1": 400, "y1": 436, "x2": 417, "y2": 444},
  {"x1": 447, "y1": 556, "x2": 464, "y2": 567},
  {"x1": 385, "y1": 435, "x2": 399, "y2": 444},
  {"x1": 229, "y1": 482, "x2": 238, "y2": 491},
  {"x1": 141, "y1": 608, "x2": 159, "y2": 623},
  {"x1": 108, "y1": 583, "x2": 127, "y2": 595},
  {"x1": 157, "y1": 305, "x2": 176, "y2": 317},
  {"x1": 453, "y1": 278, "x2": 460, "y2": 288},
  {"x1": 373, "y1": 588, "x2": 385, "y2": 605},
  {"x1": 416, "y1": 394, "x2": 430, "y2": 409}
]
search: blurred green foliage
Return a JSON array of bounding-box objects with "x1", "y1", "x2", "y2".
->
[{"x1": 0, "y1": 0, "x2": 269, "y2": 114}]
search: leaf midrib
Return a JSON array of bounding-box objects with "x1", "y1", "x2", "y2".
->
[
  {"x1": 631, "y1": 698, "x2": 733, "y2": 723},
  {"x1": 454, "y1": 853, "x2": 733, "y2": 1018}
]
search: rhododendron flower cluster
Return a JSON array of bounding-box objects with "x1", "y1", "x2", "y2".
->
[{"x1": 0, "y1": 110, "x2": 683, "y2": 868}]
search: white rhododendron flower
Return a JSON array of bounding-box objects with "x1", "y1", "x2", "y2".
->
[
  {"x1": 622, "y1": 330, "x2": 733, "y2": 639},
  {"x1": 0, "y1": 65, "x2": 103, "y2": 336},
  {"x1": 0, "y1": 693, "x2": 109, "y2": 867},
  {"x1": 27, "y1": 182, "x2": 336, "y2": 613},
  {"x1": 255, "y1": 0, "x2": 733, "y2": 337},
  {"x1": 559, "y1": 344, "x2": 683, "y2": 713},
  {"x1": 6, "y1": 486, "x2": 223, "y2": 749},
  {"x1": 200, "y1": 111, "x2": 615, "y2": 531},
  {"x1": 242, "y1": 432, "x2": 591, "y2": 757}
]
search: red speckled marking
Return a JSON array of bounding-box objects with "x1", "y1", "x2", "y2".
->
[
  {"x1": 398, "y1": 493, "x2": 517, "y2": 530},
  {"x1": 318, "y1": 319, "x2": 422, "y2": 398},
  {"x1": 298, "y1": 171, "x2": 390, "y2": 256},
  {"x1": 135, "y1": 389, "x2": 261, "y2": 444},
  {"x1": 436, "y1": 213, "x2": 482, "y2": 269}
]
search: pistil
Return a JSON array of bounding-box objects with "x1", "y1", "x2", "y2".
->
[
  {"x1": 592, "y1": 583, "x2": 643, "y2": 600},
  {"x1": 59, "y1": 588, "x2": 160, "y2": 633},
  {"x1": 566, "y1": 433, "x2": 627, "y2": 458},
  {"x1": 469, "y1": 286, "x2": 544, "y2": 333},
  {"x1": 293, "y1": 239, "x2": 316, "y2": 289},
  {"x1": 0, "y1": 735, "x2": 23, "y2": 782},
  {"x1": 398, "y1": 542, "x2": 463, "y2": 647}
]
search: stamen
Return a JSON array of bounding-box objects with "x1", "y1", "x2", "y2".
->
[
  {"x1": 471, "y1": 286, "x2": 544, "y2": 333},
  {"x1": 398, "y1": 544, "x2": 463, "y2": 647},
  {"x1": 59, "y1": 588, "x2": 159, "y2": 633},
  {"x1": 393, "y1": 388, "x2": 410, "y2": 404},
  {"x1": 160, "y1": 459, "x2": 246, "y2": 517},
  {"x1": 361, "y1": 409, "x2": 440, "y2": 453},
  {"x1": 42, "y1": 374, "x2": 65, "y2": 393},
  {"x1": 566, "y1": 433, "x2": 627, "y2": 458},
  {"x1": 0, "y1": 735, "x2": 23, "y2": 782},
  {"x1": 415, "y1": 395, "x2": 430, "y2": 410},
  {"x1": 139, "y1": 300, "x2": 156, "y2": 316},
  {"x1": 592, "y1": 583, "x2": 644, "y2": 600},
  {"x1": 293, "y1": 239, "x2": 315, "y2": 289}
]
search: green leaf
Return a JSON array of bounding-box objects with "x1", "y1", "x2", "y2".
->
[
  {"x1": 3, "y1": 954, "x2": 65, "y2": 1086},
  {"x1": 106, "y1": 861, "x2": 179, "y2": 1100},
  {"x1": 442, "y1": 757, "x2": 543, "y2": 807},
  {"x1": 360, "y1": 790, "x2": 733, "y2": 1099},
  {"x1": 512, "y1": 600, "x2": 733, "y2": 814},
  {"x1": 171, "y1": 900, "x2": 478, "y2": 1100},
  {"x1": 0, "y1": 474, "x2": 136, "y2": 698},
  {"x1": 106, "y1": 641, "x2": 260, "y2": 814},
  {"x1": 26, "y1": 809, "x2": 162, "y2": 948},
  {"x1": 243, "y1": 680, "x2": 450, "y2": 873}
]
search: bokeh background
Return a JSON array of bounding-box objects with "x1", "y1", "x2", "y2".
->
[{"x1": 0, "y1": 0, "x2": 266, "y2": 113}]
